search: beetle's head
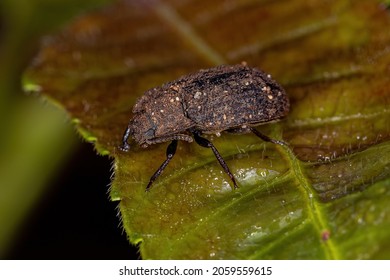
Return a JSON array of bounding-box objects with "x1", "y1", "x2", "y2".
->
[{"x1": 130, "y1": 112, "x2": 157, "y2": 147}]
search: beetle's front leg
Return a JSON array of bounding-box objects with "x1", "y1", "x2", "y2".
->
[{"x1": 146, "y1": 140, "x2": 178, "y2": 191}]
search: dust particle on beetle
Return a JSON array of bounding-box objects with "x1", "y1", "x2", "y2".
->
[{"x1": 120, "y1": 64, "x2": 290, "y2": 191}]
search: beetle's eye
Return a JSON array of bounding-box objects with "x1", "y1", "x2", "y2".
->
[{"x1": 144, "y1": 128, "x2": 155, "y2": 139}]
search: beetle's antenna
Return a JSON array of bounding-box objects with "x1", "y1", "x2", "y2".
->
[{"x1": 119, "y1": 124, "x2": 132, "y2": 152}]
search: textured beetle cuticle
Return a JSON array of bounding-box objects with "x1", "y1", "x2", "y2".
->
[
  {"x1": 194, "y1": 91, "x2": 202, "y2": 99},
  {"x1": 120, "y1": 64, "x2": 290, "y2": 191}
]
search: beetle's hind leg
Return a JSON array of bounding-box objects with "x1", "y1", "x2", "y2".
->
[
  {"x1": 226, "y1": 126, "x2": 287, "y2": 146},
  {"x1": 192, "y1": 130, "x2": 238, "y2": 190},
  {"x1": 249, "y1": 127, "x2": 288, "y2": 146},
  {"x1": 146, "y1": 140, "x2": 178, "y2": 191}
]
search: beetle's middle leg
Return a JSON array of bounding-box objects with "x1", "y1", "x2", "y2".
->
[
  {"x1": 192, "y1": 130, "x2": 238, "y2": 189},
  {"x1": 146, "y1": 140, "x2": 178, "y2": 191}
]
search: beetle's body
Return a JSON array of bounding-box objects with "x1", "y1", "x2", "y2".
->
[
  {"x1": 129, "y1": 64, "x2": 289, "y2": 147},
  {"x1": 121, "y1": 64, "x2": 289, "y2": 191}
]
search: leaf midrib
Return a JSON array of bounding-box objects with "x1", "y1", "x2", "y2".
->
[{"x1": 279, "y1": 144, "x2": 340, "y2": 259}]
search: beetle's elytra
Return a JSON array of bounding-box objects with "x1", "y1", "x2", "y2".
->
[{"x1": 120, "y1": 64, "x2": 290, "y2": 191}]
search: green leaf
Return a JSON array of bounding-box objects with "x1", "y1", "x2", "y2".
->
[{"x1": 24, "y1": 0, "x2": 390, "y2": 259}]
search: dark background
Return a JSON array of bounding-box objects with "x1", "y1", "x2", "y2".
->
[
  {"x1": 0, "y1": 0, "x2": 140, "y2": 260},
  {"x1": 6, "y1": 140, "x2": 140, "y2": 260}
]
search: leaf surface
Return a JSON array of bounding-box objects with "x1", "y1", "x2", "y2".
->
[{"x1": 24, "y1": 0, "x2": 390, "y2": 259}]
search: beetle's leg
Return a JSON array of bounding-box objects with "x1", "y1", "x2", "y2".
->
[
  {"x1": 249, "y1": 127, "x2": 287, "y2": 146},
  {"x1": 192, "y1": 130, "x2": 238, "y2": 189},
  {"x1": 119, "y1": 124, "x2": 132, "y2": 152},
  {"x1": 146, "y1": 140, "x2": 178, "y2": 191}
]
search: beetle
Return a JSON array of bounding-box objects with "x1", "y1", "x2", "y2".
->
[{"x1": 120, "y1": 64, "x2": 290, "y2": 191}]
